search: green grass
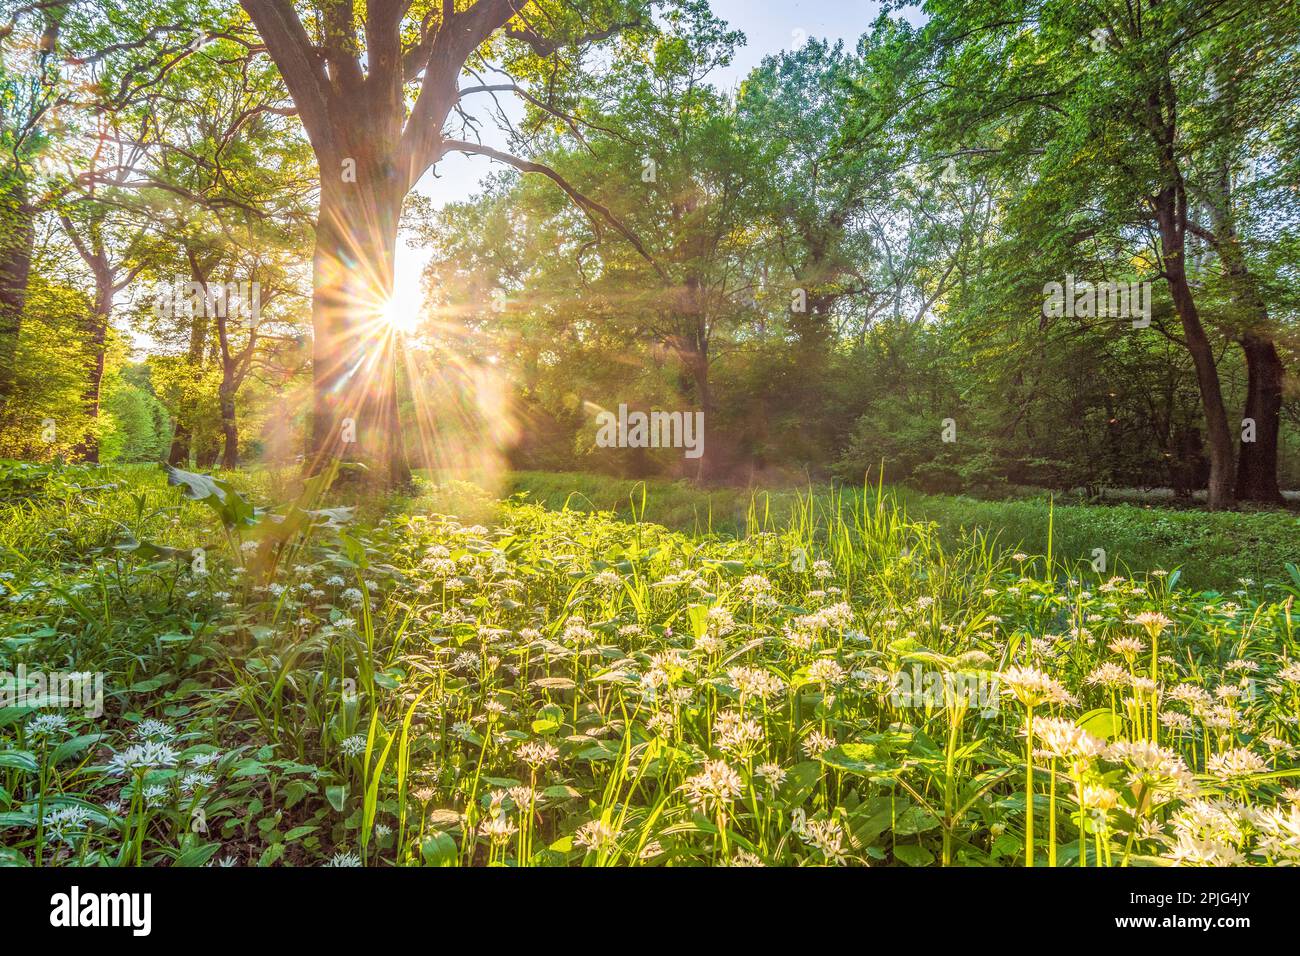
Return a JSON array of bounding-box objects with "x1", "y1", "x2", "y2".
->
[
  {"x1": 2, "y1": 461, "x2": 1299, "y2": 868},
  {"x1": 506, "y1": 470, "x2": 1300, "y2": 592}
]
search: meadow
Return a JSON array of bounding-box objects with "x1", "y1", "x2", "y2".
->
[{"x1": 1, "y1": 461, "x2": 1298, "y2": 867}]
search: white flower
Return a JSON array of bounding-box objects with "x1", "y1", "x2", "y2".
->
[
  {"x1": 107, "y1": 741, "x2": 179, "y2": 775},
  {"x1": 808, "y1": 658, "x2": 846, "y2": 686},
  {"x1": 574, "y1": 819, "x2": 620, "y2": 852},
  {"x1": 1207, "y1": 747, "x2": 1267, "y2": 782},
  {"x1": 1000, "y1": 666, "x2": 1069, "y2": 707},
  {"x1": 323, "y1": 850, "x2": 362, "y2": 867},
  {"x1": 43, "y1": 805, "x2": 93, "y2": 844},
  {"x1": 681, "y1": 760, "x2": 743, "y2": 814},
  {"x1": 516, "y1": 740, "x2": 559, "y2": 769},
  {"x1": 25, "y1": 713, "x2": 71, "y2": 738},
  {"x1": 801, "y1": 818, "x2": 848, "y2": 865},
  {"x1": 133, "y1": 718, "x2": 177, "y2": 741}
]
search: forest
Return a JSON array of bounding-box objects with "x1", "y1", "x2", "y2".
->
[{"x1": 1, "y1": 0, "x2": 1299, "y2": 880}]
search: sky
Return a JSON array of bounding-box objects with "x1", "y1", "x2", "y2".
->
[{"x1": 388, "y1": 1, "x2": 920, "y2": 316}]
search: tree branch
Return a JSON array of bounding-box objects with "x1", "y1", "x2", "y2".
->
[
  {"x1": 238, "y1": 0, "x2": 333, "y2": 152},
  {"x1": 440, "y1": 138, "x2": 665, "y2": 279}
]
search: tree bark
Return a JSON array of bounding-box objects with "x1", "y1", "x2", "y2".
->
[
  {"x1": 238, "y1": 0, "x2": 540, "y2": 489},
  {"x1": 219, "y1": 381, "x2": 238, "y2": 469},
  {"x1": 1205, "y1": 171, "x2": 1285, "y2": 504},
  {"x1": 1152, "y1": 184, "x2": 1236, "y2": 510},
  {"x1": 71, "y1": 280, "x2": 112, "y2": 464},
  {"x1": 0, "y1": 169, "x2": 34, "y2": 405},
  {"x1": 1236, "y1": 332, "x2": 1284, "y2": 503},
  {"x1": 167, "y1": 424, "x2": 192, "y2": 466},
  {"x1": 169, "y1": 258, "x2": 214, "y2": 465},
  {"x1": 309, "y1": 169, "x2": 410, "y2": 487},
  {"x1": 687, "y1": 337, "x2": 716, "y2": 483}
]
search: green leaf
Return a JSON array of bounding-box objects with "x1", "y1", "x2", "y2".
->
[
  {"x1": 893, "y1": 804, "x2": 940, "y2": 836},
  {"x1": 420, "y1": 831, "x2": 457, "y2": 866},
  {"x1": 1077, "y1": 707, "x2": 1122, "y2": 740},
  {"x1": 175, "y1": 842, "x2": 222, "y2": 867},
  {"x1": 894, "y1": 843, "x2": 936, "y2": 866},
  {"x1": 0, "y1": 751, "x2": 39, "y2": 773},
  {"x1": 819, "y1": 743, "x2": 900, "y2": 776},
  {"x1": 325, "y1": 784, "x2": 347, "y2": 812},
  {"x1": 51, "y1": 733, "x2": 106, "y2": 765},
  {"x1": 163, "y1": 463, "x2": 255, "y2": 528}
]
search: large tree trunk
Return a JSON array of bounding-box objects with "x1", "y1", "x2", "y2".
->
[
  {"x1": 1152, "y1": 184, "x2": 1236, "y2": 510},
  {"x1": 1206, "y1": 171, "x2": 1285, "y2": 504},
  {"x1": 1236, "y1": 332, "x2": 1284, "y2": 503},
  {"x1": 0, "y1": 169, "x2": 34, "y2": 405},
  {"x1": 309, "y1": 167, "x2": 409, "y2": 487}
]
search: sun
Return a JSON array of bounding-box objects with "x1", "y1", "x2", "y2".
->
[
  {"x1": 376, "y1": 259, "x2": 427, "y2": 336},
  {"x1": 378, "y1": 290, "x2": 421, "y2": 335}
]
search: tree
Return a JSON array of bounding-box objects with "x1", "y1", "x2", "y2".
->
[
  {"x1": 238, "y1": 0, "x2": 661, "y2": 486},
  {"x1": 905, "y1": 0, "x2": 1297, "y2": 508}
]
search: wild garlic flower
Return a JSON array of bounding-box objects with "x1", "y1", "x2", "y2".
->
[
  {"x1": 42, "y1": 805, "x2": 93, "y2": 844},
  {"x1": 574, "y1": 819, "x2": 620, "y2": 852},
  {"x1": 323, "y1": 850, "x2": 362, "y2": 867},
  {"x1": 1129, "y1": 611, "x2": 1173, "y2": 638},
  {"x1": 1085, "y1": 663, "x2": 1128, "y2": 688},
  {"x1": 726, "y1": 666, "x2": 785, "y2": 701},
  {"x1": 713, "y1": 710, "x2": 764, "y2": 756},
  {"x1": 133, "y1": 718, "x2": 177, "y2": 741},
  {"x1": 516, "y1": 740, "x2": 559, "y2": 769},
  {"x1": 808, "y1": 657, "x2": 847, "y2": 686},
  {"x1": 1027, "y1": 716, "x2": 1105, "y2": 760},
  {"x1": 1207, "y1": 747, "x2": 1268, "y2": 782},
  {"x1": 478, "y1": 813, "x2": 518, "y2": 843},
  {"x1": 339, "y1": 734, "x2": 367, "y2": 757},
  {"x1": 26, "y1": 713, "x2": 71, "y2": 738},
  {"x1": 1000, "y1": 666, "x2": 1069, "y2": 707},
  {"x1": 802, "y1": 730, "x2": 836, "y2": 757},
  {"x1": 801, "y1": 818, "x2": 848, "y2": 865},
  {"x1": 681, "y1": 760, "x2": 744, "y2": 814},
  {"x1": 1108, "y1": 636, "x2": 1145, "y2": 658},
  {"x1": 107, "y1": 741, "x2": 179, "y2": 776}
]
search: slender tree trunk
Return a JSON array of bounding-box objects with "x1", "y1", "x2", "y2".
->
[
  {"x1": 0, "y1": 169, "x2": 34, "y2": 405},
  {"x1": 219, "y1": 381, "x2": 238, "y2": 469},
  {"x1": 688, "y1": 340, "x2": 715, "y2": 483},
  {"x1": 71, "y1": 274, "x2": 113, "y2": 464},
  {"x1": 169, "y1": 262, "x2": 213, "y2": 465},
  {"x1": 167, "y1": 424, "x2": 192, "y2": 466},
  {"x1": 1152, "y1": 185, "x2": 1236, "y2": 509}
]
